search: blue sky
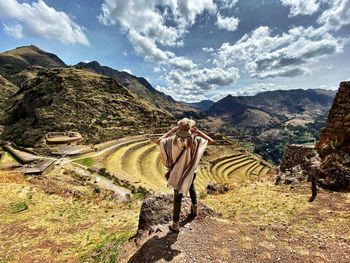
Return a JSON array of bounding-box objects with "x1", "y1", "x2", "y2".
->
[{"x1": 0, "y1": 0, "x2": 349, "y2": 102}]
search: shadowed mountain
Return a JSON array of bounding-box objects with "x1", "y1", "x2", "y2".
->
[
  {"x1": 235, "y1": 89, "x2": 336, "y2": 117},
  {"x1": 187, "y1": 100, "x2": 215, "y2": 111},
  {"x1": 207, "y1": 95, "x2": 279, "y2": 131},
  {"x1": 2, "y1": 68, "x2": 174, "y2": 147},
  {"x1": 0, "y1": 75, "x2": 18, "y2": 124},
  {"x1": 76, "y1": 61, "x2": 196, "y2": 117},
  {"x1": 207, "y1": 89, "x2": 336, "y2": 133}
]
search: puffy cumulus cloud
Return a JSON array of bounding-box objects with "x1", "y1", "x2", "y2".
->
[
  {"x1": 211, "y1": 82, "x2": 288, "y2": 101},
  {"x1": 127, "y1": 29, "x2": 171, "y2": 62},
  {"x1": 318, "y1": 0, "x2": 350, "y2": 31},
  {"x1": 98, "y1": 0, "x2": 181, "y2": 47},
  {"x1": 2, "y1": 23, "x2": 23, "y2": 38},
  {"x1": 213, "y1": 25, "x2": 344, "y2": 78},
  {"x1": 192, "y1": 67, "x2": 239, "y2": 88},
  {"x1": 163, "y1": 66, "x2": 239, "y2": 101},
  {"x1": 168, "y1": 56, "x2": 196, "y2": 70},
  {"x1": 218, "y1": 0, "x2": 239, "y2": 9},
  {"x1": 280, "y1": 0, "x2": 320, "y2": 16},
  {"x1": 0, "y1": 0, "x2": 89, "y2": 45},
  {"x1": 216, "y1": 13, "x2": 239, "y2": 31},
  {"x1": 99, "y1": 0, "x2": 216, "y2": 63},
  {"x1": 176, "y1": 0, "x2": 217, "y2": 26},
  {"x1": 128, "y1": 29, "x2": 195, "y2": 69}
]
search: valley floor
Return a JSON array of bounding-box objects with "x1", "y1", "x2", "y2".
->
[{"x1": 118, "y1": 181, "x2": 350, "y2": 263}]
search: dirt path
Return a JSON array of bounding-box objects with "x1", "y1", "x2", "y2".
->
[{"x1": 118, "y1": 183, "x2": 350, "y2": 263}]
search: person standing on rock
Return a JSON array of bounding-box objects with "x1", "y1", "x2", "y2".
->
[{"x1": 156, "y1": 118, "x2": 214, "y2": 232}]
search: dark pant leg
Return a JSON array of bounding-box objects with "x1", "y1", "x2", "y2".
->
[
  {"x1": 173, "y1": 189, "x2": 183, "y2": 222},
  {"x1": 189, "y1": 172, "x2": 197, "y2": 205}
]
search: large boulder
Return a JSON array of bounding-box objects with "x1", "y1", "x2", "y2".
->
[{"x1": 136, "y1": 194, "x2": 217, "y2": 237}]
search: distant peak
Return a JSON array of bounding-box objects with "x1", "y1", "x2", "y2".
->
[
  {"x1": 16, "y1": 45, "x2": 41, "y2": 51},
  {"x1": 88, "y1": 61, "x2": 101, "y2": 66}
]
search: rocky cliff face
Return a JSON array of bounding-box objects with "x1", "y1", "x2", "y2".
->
[{"x1": 316, "y1": 81, "x2": 350, "y2": 150}]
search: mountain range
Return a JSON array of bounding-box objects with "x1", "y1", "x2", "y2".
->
[
  {"x1": 0, "y1": 45, "x2": 337, "y2": 147},
  {"x1": 206, "y1": 89, "x2": 336, "y2": 133}
]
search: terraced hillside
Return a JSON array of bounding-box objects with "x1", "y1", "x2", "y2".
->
[{"x1": 99, "y1": 136, "x2": 272, "y2": 194}]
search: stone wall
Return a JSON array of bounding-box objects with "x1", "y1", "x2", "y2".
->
[
  {"x1": 280, "y1": 144, "x2": 314, "y2": 172},
  {"x1": 316, "y1": 81, "x2": 350, "y2": 150}
]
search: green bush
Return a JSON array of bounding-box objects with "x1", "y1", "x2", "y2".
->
[{"x1": 10, "y1": 202, "x2": 28, "y2": 213}]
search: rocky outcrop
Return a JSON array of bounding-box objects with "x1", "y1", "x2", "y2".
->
[
  {"x1": 135, "y1": 194, "x2": 217, "y2": 238},
  {"x1": 280, "y1": 144, "x2": 314, "y2": 172}
]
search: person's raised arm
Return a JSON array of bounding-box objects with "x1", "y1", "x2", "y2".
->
[
  {"x1": 191, "y1": 127, "x2": 214, "y2": 144},
  {"x1": 155, "y1": 126, "x2": 179, "y2": 145}
]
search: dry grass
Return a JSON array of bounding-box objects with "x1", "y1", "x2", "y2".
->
[
  {"x1": 0, "y1": 171, "x2": 27, "y2": 184},
  {"x1": 0, "y1": 171, "x2": 141, "y2": 263},
  {"x1": 204, "y1": 180, "x2": 309, "y2": 224},
  {"x1": 203, "y1": 180, "x2": 350, "y2": 261},
  {"x1": 0, "y1": 151, "x2": 20, "y2": 168}
]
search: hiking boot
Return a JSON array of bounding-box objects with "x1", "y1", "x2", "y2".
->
[
  {"x1": 190, "y1": 204, "x2": 198, "y2": 217},
  {"x1": 169, "y1": 221, "x2": 180, "y2": 232}
]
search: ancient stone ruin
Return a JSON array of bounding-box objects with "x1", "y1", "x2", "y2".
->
[
  {"x1": 278, "y1": 81, "x2": 350, "y2": 200},
  {"x1": 316, "y1": 81, "x2": 350, "y2": 149},
  {"x1": 45, "y1": 131, "x2": 83, "y2": 144}
]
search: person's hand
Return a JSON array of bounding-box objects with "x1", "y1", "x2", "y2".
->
[
  {"x1": 169, "y1": 126, "x2": 179, "y2": 133},
  {"x1": 190, "y1": 127, "x2": 199, "y2": 134}
]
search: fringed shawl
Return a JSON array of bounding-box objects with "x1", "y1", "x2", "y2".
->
[{"x1": 159, "y1": 135, "x2": 208, "y2": 195}]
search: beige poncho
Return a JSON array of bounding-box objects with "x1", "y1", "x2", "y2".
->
[{"x1": 159, "y1": 135, "x2": 208, "y2": 195}]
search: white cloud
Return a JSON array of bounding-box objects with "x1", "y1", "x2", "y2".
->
[
  {"x1": 319, "y1": 84, "x2": 338, "y2": 90},
  {"x1": 163, "y1": 66, "x2": 240, "y2": 101},
  {"x1": 0, "y1": 0, "x2": 89, "y2": 45},
  {"x1": 280, "y1": 0, "x2": 320, "y2": 16},
  {"x1": 2, "y1": 22, "x2": 23, "y2": 38},
  {"x1": 168, "y1": 56, "x2": 195, "y2": 70},
  {"x1": 192, "y1": 67, "x2": 239, "y2": 88},
  {"x1": 122, "y1": 50, "x2": 128, "y2": 56},
  {"x1": 211, "y1": 82, "x2": 288, "y2": 101},
  {"x1": 153, "y1": 66, "x2": 162, "y2": 73},
  {"x1": 202, "y1": 47, "x2": 214, "y2": 52},
  {"x1": 318, "y1": 0, "x2": 350, "y2": 31},
  {"x1": 127, "y1": 29, "x2": 170, "y2": 62},
  {"x1": 216, "y1": 12, "x2": 239, "y2": 31},
  {"x1": 219, "y1": 0, "x2": 239, "y2": 9},
  {"x1": 98, "y1": 0, "x2": 216, "y2": 64},
  {"x1": 213, "y1": 25, "x2": 344, "y2": 78},
  {"x1": 121, "y1": 68, "x2": 132, "y2": 74}
]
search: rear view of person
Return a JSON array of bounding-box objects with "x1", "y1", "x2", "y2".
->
[{"x1": 156, "y1": 118, "x2": 214, "y2": 232}]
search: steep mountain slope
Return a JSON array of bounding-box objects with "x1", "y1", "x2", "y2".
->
[
  {"x1": 0, "y1": 75, "x2": 18, "y2": 124},
  {"x1": 0, "y1": 45, "x2": 67, "y2": 86},
  {"x1": 76, "y1": 61, "x2": 196, "y2": 116},
  {"x1": 2, "y1": 68, "x2": 174, "y2": 147}
]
